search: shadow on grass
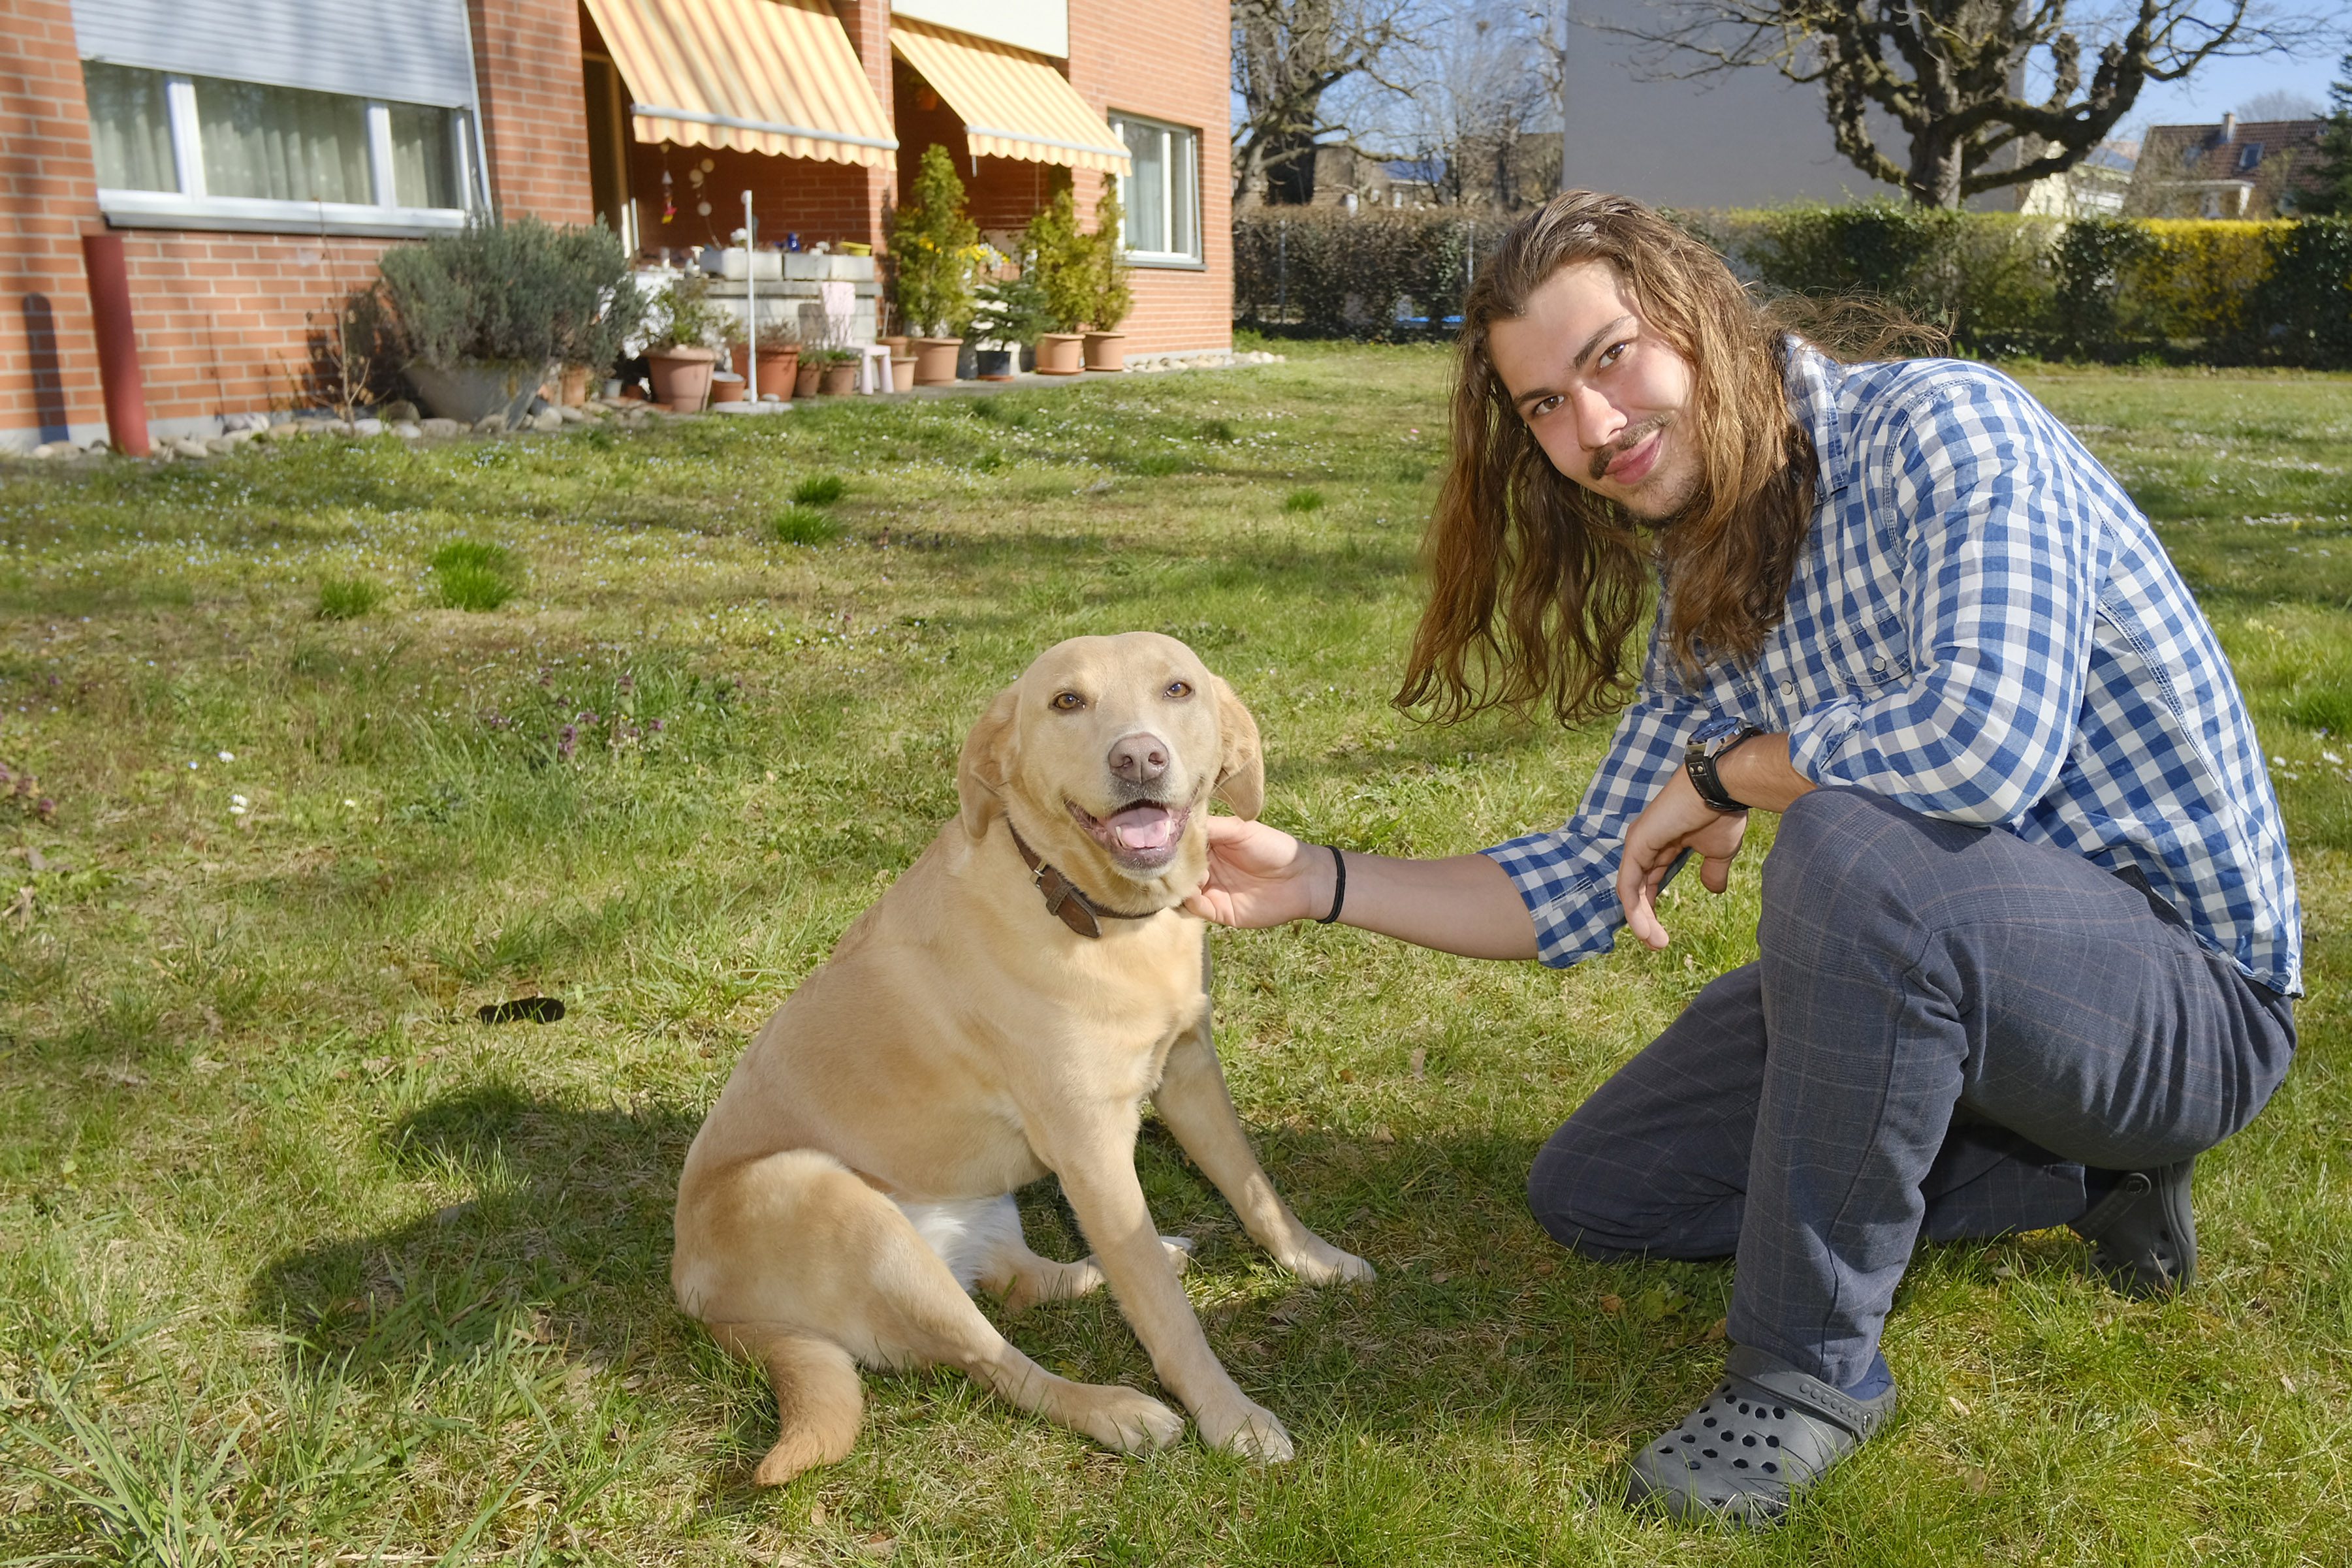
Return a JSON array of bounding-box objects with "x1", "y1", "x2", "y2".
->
[
  {"x1": 249, "y1": 1083, "x2": 695, "y2": 1380},
  {"x1": 246, "y1": 1082, "x2": 1747, "y2": 1458}
]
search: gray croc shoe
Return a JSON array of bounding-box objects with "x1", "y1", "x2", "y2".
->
[
  {"x1": 1625, "y1": 1345, "x2": 1897, "y2": 1524},
  {"x1": 2071, "y1": 1156, "x2": 2196, "y2": 1298}
]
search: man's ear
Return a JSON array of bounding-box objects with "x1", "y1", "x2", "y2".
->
[
  {"x1": 1209, "y1": 674, "x2": 1263, "y2": 821},
  {"x1": 956, "y1": 683, "x2": 1020, "y2": 839}
]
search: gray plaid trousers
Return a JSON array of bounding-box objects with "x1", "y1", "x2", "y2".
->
[{"x1": 1527, "y1": 787, "x2": 2295, "y2": 1390}]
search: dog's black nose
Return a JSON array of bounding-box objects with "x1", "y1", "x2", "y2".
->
[{"x1": 1107, "y1": 731, "x2": 1169, "y2": 785}]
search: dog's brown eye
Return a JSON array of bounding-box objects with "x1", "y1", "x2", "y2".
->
[
  {"x1": 1164, "y1": 681, "x2": 1192, "y2": 700},
  {"x1": 1051, "y1": 691, "x2": 1085, "y2": 712}
]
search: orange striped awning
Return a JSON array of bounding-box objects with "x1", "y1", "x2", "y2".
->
[
  {"x1": 889, "y1": 18, "x2": 1130, "y2": 174},
  {"x1": 580, "y1": 0, "x2": 897, "y2": 168}
]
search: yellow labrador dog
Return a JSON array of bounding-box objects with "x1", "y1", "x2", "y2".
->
[{"x1": 672, "y1": 632, "x2": 1372, "y2": 1484}]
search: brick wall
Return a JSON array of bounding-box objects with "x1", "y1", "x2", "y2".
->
[
  {"x1": 1066, "y1": 0, "x2": 1230, "y2": 357},
  {"x1": 2, "y1": 0, "x2": 600, "y2": 448},
  {"x1": 1, "y1": 0, "x2": 105, "y2": 445},
  {"x1": 471, "y1": 0, "x2": 595, "y2": 225}
]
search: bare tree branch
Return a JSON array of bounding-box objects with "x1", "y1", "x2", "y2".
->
[
  {"x1": 1231, "y1": 0, "x2": 1421, "y2": 205},
  {"x1": 1591, "y1": 0, "x2": 2334, "y2": 206}
]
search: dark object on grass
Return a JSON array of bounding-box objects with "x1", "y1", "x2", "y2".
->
[{"x1": 477, "y1": 996, "x2": 565, "y2": 1025}]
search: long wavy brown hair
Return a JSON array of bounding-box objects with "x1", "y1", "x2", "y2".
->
[{"x1": 1395, "y1": 192, "x2": 1819, "y2": 728}]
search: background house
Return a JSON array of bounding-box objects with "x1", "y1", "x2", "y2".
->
[
  {"x1": 2127, "y1": 114, "x2": 2329, "y2": 218},
  {"x1": 2, "y1": 0, "x2": 1229, "y2": 452}
]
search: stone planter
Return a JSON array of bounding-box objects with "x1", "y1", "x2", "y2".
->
[
  {"x1": 910, "y1": 337, "x2": 961, "y2": 386},
  {"x1": 646, "y1": 345, "x2": 719, "y2": 411},
  {"x1": 818, "y1": 362, "x2": 858, "y2": 396},
  {"x1": 1036, "y1": 332, "x2": 1085, "y2": 375},
  {"x1": 973, "y1": 347, "x2": 1015, "y2": 381},
  {"x1": 734, "y1": 343, "x2": 801, "y2": 400},
  {"x1": 404, "y1": 360, "x2": 551, "y2": 427},
  {"x1": 794, "y1": 362, "x2": 821, "y2": 400},
  {"x1": 1083, "y1": 332, "x2": 1126, "y2": 372}
]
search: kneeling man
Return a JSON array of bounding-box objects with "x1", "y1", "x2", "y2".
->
[{"x1": 1186, "y1": 191, "x2": 2298, "y2": 1522}]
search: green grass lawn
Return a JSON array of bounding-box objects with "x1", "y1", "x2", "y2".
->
[{"x1": 0, "y1": 347, "x2": 2346, "y2": 1565}]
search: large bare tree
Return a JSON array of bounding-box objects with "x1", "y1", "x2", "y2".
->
[
  {"x1": 1609, "y1": 1, "x2": 2324, "y2": 207},
  {"x1": 1232, "y1": 0, "x2": 1417, "y2": 206}
]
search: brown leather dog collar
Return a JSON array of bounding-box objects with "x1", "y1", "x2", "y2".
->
[{"x1": 1007, "y1": 822, "x2": 1160, "y2": 939}]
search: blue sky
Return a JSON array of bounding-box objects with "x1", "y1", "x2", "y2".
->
[{"x1": 2125, "y1": 47, "x2": 2343, "y2": 132}]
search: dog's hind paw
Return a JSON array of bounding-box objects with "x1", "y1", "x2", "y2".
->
[
  {"x1": 1068, "y1": 1384, "x2": 1185, "y2": 1454},
  {"x1": 1197, "y1": 1398, "x2": 1294, "y2": 1464},
  {"x1": 1282, "y1": 1237, "x2": 1376, "y2": 1286}
]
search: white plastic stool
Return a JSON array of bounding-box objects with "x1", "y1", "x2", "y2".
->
[{"x1": 857, "y1": 343, "x2": 894, "y2": 394}]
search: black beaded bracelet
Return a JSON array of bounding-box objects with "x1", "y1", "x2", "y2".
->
[{"x1": 1316, "y1": 844, "x2": 1347, "y2": 924}]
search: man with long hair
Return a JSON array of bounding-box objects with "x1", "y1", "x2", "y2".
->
[{"x1": 1186, "y1": 191, "x2": 2299, "y2": 1522}]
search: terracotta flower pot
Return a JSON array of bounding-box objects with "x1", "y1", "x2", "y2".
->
[
  {"x1": 1036, "y1": 332, "x2": 1085, "y2": 375},
  {"x1": 734, "y1": 343, "x2": 801, "y2": 400},
  {"x1": 646, "y1": 345, "x2": 718, "y2": 411},
  {"x1": 794, "y1": 363, "x2": 820, "y2": 400},
  {"x1": 819, "y1": 362, "x2": 858, "y2": 396},
  {"x1": 559, "y1": 365, "x2": 590, "y2": 406},
  {"x1": 880, "y1": 334, "x2": 910, "y2": 355},
  {"x1": 888, "y1": 353, "x2": 916, "y2": 391},
  {"x1": 709, "y1": 371, "x2": 746, "y2": 404},
  {"x1": 911, "y1": 337, "x2": 961, "y2": 386},
  {"x1": 1082, "y1": 332, "x2": 1126, "y2": 372}
]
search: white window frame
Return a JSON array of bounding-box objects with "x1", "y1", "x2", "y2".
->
[
  {"x1": 89, "y1": 65, "x2": 489, "y2": 238},
  {"x1": 1108, "y1": 112, "x2": 1202, "y2": 270}
]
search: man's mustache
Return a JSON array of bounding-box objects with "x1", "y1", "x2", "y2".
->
[{"x1": 1590, "y1": 414, "x2": 1674, "y2": 482}]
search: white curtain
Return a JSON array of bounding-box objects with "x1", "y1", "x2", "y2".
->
[
  {"x1": 83, "y1": 61, "x2": 175, "y2": 191},
  {"x1": 195, "y1": 76, "x2": 371, "y2": 204}
]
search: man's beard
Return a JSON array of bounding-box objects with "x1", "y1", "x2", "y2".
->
[{"x1": 1591, "y1": 414, "x2": 1702, "y2": 524}]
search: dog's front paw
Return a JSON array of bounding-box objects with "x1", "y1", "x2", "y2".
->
[
  {"x1": 1281, "y1": 1236, "x2": 1376, "y2": 1287},
  {"x1": 1196, "y1": 1398, "x2": 1294, "y2": 1464},
  {"x1": 1065, "y1": 1383, "x2": 1186, "y2": 1455}
]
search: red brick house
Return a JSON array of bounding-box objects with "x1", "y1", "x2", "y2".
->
[{"x1": 2, "y1": 0, "x2": 1231, "y2": 451}]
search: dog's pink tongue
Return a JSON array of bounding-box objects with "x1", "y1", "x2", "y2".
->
[{"x1": 1109, "y1": 805, "x2": 1176, "y2": 851}]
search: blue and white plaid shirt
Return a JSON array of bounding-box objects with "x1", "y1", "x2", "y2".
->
[{"x1": 1486, "y1": 344, "x2": 2302, "y2": 996}]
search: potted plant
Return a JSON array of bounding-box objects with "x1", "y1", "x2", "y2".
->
[
  {"x1": 971, "y1": 245, "x2": 1047, "y2": 381},
  {"x1": 1023, "y1": 190, "x2": 1090, "y2": 375},
  {"x1": 793, "y1": 356, "x2": 821, "y2": 400},
  {"x1": 891, "y1": 145, "x2": 981, "y2": 385},
  {"x1": 804, "y1": 348, "x2": 855, "y2": 396},
  {"x1": 729, "y1": 313, "x2": 800, "y2": 401},
  {"x1": 1081, "y1": 188, "x2": 1134, "y2": 372},
  {"x1": 378, "y1": 215, "x2": 641, "y2": 426},
  {"x1": 646, "y1": 273, "x2": 725, "y2": 409}
]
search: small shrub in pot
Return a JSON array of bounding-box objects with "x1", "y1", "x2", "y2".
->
[
  {"x1": 645, "y1": 274, "x2": 725, "y2": 409},
  {"x1": 892, "y1": 145, "x2": 981, "y2": 383},
  {"x1": 379, "y1": 216, "x2": 640, "y2": 425}
]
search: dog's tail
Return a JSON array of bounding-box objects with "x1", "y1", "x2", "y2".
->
[{"x1": 710, "y1": 1323, "x2": 863, "y2": 1486}]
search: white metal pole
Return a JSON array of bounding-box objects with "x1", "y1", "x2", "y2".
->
[{"x1": 744, "y1": 189, "x2": 757, "y2": 398}]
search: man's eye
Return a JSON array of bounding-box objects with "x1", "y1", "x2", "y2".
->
[
  {"x1": 1599, "y1": 339, "x2": 1630, "y2": 367},
  {"x1": 1164, "y1": 680, "x2": 1193, "y2": 700},
  {"x1": 1051, "y1": 691, "x2": 1085, "y2": 712},
  {"x1": 1531, "y1": 395, "x2": 1562, "y2": 418}
]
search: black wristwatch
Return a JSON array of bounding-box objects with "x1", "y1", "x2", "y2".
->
[{"x1": 1685, "y1": 724, "x2": 1764, "y2": 813}]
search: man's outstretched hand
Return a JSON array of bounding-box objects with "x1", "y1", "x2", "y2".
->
[{"x1": 1184, "y1": 816, "x2": 1328, "y2": 928}]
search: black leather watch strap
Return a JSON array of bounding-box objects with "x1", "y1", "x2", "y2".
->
[{"x1": 1685, "y1": 725, "x2": 1763, "y2": 813}]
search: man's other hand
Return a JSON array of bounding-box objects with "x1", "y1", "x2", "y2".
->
[{"x1": 1617, "y1": 768, "x2": 1750, "y2": 950}]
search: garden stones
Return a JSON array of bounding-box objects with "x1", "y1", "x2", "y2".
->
[{"x1": 420, "y1": 418, "x2": 464, "y2": 437}]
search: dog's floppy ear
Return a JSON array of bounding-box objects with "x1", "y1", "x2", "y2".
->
[
  {"x1": 1209, "y1": 674, "x2": 1263, "y2": 821},
  {"x1": 956, "y1": 682, "x2": 1021, "y2": 839}
]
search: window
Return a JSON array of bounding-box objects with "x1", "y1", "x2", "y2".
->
[
  {"x1": 79, "y1": 61, "x2": 480, "y2": 235},
  {"x1": 1109, "y1": 113, "x2": 1201, "y2": 266},
  {"x1": 2237, "y1": 142, "x2": 2264, "y2": 171}
]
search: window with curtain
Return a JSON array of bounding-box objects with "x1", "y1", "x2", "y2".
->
[
  {"x1": 82, "y1": 61, "x2": 177, "y2": 191},
  {"x1": 79, "y1": 61, "x2": 477, "y2": 225},
  {"x1": 1109, "y1": 114, "x2": 1201, "y2": 264},
  {"x1": 195, "y1": 76, "x2": 372, "y2": 204}
]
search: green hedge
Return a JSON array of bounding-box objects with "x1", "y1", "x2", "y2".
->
[{"x1": 1233, "y1": 203, "x2": 2352, "y2": 366}]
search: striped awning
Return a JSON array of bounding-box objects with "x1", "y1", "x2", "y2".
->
[
  {"x1": 889, "y1": 18, "x2": 1130, "y2": 174},
  {"x1": 580, "y1": 0, "x2": 897, "y2": 168}
]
